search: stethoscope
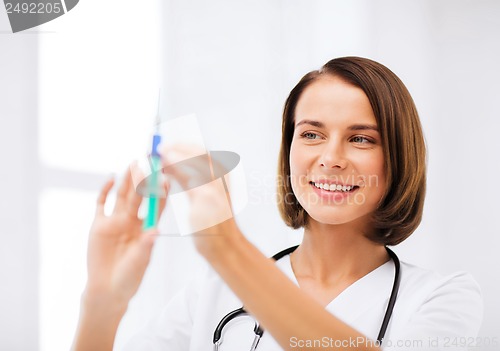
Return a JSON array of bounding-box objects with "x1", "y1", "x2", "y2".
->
[{"x1": 213, "y1": 245, "x2": 401, "y2": 351}]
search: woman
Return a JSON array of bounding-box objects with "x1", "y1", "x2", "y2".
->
[{"x1": 72, "y1": 57, "x2": 482, "y2": 350}]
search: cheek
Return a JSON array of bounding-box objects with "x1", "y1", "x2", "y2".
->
[{"x1": 358, "y1": 151, "x2": 386, "y2": 192}]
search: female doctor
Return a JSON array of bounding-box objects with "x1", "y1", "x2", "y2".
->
[{"x1": 72, "y1": 57, "x2": 483, "y2": 351}]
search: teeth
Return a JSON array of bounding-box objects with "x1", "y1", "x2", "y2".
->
[{"x1": 313, "y1": 182, "x2": 355, "y2": 192}]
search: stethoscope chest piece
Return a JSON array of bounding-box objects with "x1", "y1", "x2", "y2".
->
[{"x1": 213, "y1": 307, "x2": 264, "y2": 351}]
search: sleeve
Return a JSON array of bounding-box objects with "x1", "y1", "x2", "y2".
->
[
  {"x1": 120, "y1": 277, "x2": 201, "y2": 351},
  {"x1": 386, "y1": 272, "x2": 483, "y2": 351}
]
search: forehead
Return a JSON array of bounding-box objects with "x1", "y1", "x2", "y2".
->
[{"x1": 294, "y1": 76, "x2": 376, "y2": 127}]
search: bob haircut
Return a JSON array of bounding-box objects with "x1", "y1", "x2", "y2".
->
[{"x1": 277, "y1": 56, "x2": 426, "y2": 246}]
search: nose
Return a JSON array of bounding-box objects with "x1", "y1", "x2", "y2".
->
[{"x1": 319, "y1": 139, "x2": 348, "y2": 170}]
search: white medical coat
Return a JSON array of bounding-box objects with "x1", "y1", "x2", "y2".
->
[{"x1": 122, "y1": 253, "x2": 483, "y2": 351}]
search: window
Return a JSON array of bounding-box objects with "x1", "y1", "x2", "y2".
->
[{"x1": 38, "y1": 1, "x2": 160, "y2": 349}]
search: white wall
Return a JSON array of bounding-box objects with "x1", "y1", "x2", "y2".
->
[
  {"x1": 0, "y1": 9, "x2": 39, "y2": 351},
  {"x1": 367, "y1": 0, "x2": 500, "y2": 339},
  {"x1": 421, "y1": 0, "x2": 500, "y2": 339}
]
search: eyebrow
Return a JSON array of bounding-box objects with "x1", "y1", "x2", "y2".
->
[{"x1": 295, "y1": 119, "x2": 379, "y2": 132}]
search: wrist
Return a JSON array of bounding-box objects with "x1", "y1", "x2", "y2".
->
[
  {"x1": 194, "y1": 220, "x2": 247, "y2": 264},
  {"x1": 81, "y1": 288, "x2": 129, "y2": 317},
  {"x1": 72, "y1": 291, "x2": 127, "y2": 351}
]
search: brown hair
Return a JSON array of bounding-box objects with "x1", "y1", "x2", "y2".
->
[{"x1": 277, "y1": 56, "x2": 426, "y2": 245}]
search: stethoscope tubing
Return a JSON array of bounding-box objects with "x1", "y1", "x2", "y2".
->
[{"x1": 213, "y1": 245, "x2": 400, "y2": 350}]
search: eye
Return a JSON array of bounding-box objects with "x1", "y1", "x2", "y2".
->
[
  {"x1": 350, "y1": 135, "x2": 373, "y2": 144},
  {"x1": 300, "y1": 131, "x2": 321, "y2": 140}
]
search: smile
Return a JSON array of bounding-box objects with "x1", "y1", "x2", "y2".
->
[{"x1": 310, "y1": 181, "x2": 359, "y2": 193}]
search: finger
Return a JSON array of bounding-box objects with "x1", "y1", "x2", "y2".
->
[
  {"x1": 126, "y1": 162, "x2": 146, "y2": 216},
  {"x1": 96, "y1": 177, "x2": 115, "y2": 216},
  {"x1": 113, "y1": 229, "x2": 158, "y2": 298},
  {"x1": 164, "y1": 155, "x2": 218, "y2": 193},
  {"x1": 161, "y1": 143, "x2": 209, "y2": 178},
  {"x1": 171, "y1": 144, "x2": 227, "y2": 179},
  {"x1": 156, "y1": 177, "x2": 170, "y2": 217},
  {"x1": 167, "y1": 147, "x2": 229, "y2": 183},
  {"x1": 166, "y1": 142, "x2": 205, "y2": 160},
  {"x1": 114, "y1": 168, "x2": 132, "y2": 213},
  {"x1": 127, "y1": 184, "x2": 143, "y2": 218},
  {"x1": 135, "y1": 229, "x2": 158, "y2": 267},
  {"x1": 207, "y1": 152, "x2": 230, "y2": 180},
  {"x1": 162, "y1": 163, "x2": 191, "y2": 190},
  {"x1": 141, "y1": 229, "x2": 159, "y2": 247},
  {"x1": 222, "y1": 178, "x2": 233, "y2": 209}
]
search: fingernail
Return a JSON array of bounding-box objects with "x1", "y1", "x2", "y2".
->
[{"x1": 164, "y1": 150, "x2": 183, "y2": 164}]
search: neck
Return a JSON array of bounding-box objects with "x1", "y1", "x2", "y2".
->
[{"x1": 291, "y1": 218, "x2": 389, "y2": 286}]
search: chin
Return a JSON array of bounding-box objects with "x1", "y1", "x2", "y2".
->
[
  {"x1": 306, "y1": 210, "x2": 356, "y2": 226},
  {"x1": 304, "y1": 206, "x2": 373, "y2": 227}
]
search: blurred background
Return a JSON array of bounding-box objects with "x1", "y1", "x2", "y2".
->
[{"x1": 1, "y1": 0, "x2": 499, "y2": 350}]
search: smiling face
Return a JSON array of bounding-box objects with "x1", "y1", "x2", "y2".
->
[{"x1": 289, "y1": 76, "x2": 386, "y2": 228}]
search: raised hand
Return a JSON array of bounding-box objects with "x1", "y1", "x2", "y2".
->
[
  {"x1": 85, "y1": 168, "x2": 167, "y2": 305},
  {"x1": 72, "y1": 168, "x2": 168, "y2": 351}
]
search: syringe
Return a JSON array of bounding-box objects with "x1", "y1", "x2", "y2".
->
[{"x1": 143, "y1": 91, "x2": 162, "y2": 230}]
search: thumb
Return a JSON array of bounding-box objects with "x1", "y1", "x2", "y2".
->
[
  {"x1": 138, "y1": 229, "x2": 159, "y2": 260},
  {"x1": 126, "y1": 230, "x2": 158, "y2": 274},
  {"x1": 111, "y1": 230, "x2": 159, "y2": 300}
]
